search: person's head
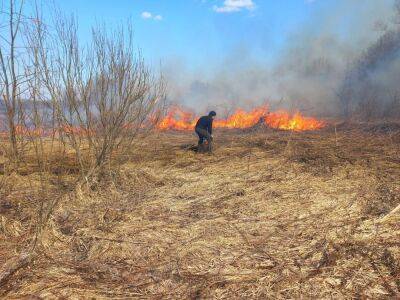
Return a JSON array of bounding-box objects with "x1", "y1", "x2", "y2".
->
[{"x1": 208, "y1": 111, "x2": 216, "y2": 119}]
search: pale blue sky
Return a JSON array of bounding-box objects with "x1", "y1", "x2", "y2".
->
[{"x1": 43, "y1": 0, "x2": 329, "y2": 69}]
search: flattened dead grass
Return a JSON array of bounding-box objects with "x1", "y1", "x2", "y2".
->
[{"x1": 1, "y1": 125, "x2": 400, "y2": 298}]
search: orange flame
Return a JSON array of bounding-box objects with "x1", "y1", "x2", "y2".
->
[
  {"x1": 157, "y1": 105, "x2": 325, "y2": 131},
  {"x1": 264, "y1": 111, "x2": 325, "y2": 131},
  {"x1": 15, "y1": 125, "x2": 44, "y2": 137},
  {"x1": 214, "y1": 107, "x2": 268, "y2": 129},
  {"x1": 0, "y1": 106, "x2": 325, "y2": 138},
  {"x1": 157, "y1": 106, "x2": 197, "y2": 131}
]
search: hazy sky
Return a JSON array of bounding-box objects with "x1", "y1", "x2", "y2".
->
[
  {"x1": 43, "y1": 0, "x2": 330, "y2": 69},
  {"x1": 36, "y1": 0, "x2": 396, "y2": 114}
]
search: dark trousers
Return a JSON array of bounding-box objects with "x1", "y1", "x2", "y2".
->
[{"x1": 195, "y1": 127, "x2": 212, "y2": 152}]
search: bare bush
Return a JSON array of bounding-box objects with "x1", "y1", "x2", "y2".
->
[
  {"x1": 0, "y1": 0, "x2": 28, "y2": 159},
  {"x1": 0, "y1": 4, "x2": 166, "y2": 286},
  {"x1": 34, "y1": 17, "x2": 166, "y2": 177}
]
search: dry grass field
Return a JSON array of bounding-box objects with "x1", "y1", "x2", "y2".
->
[{"x1": 1, "y1": 124, "x2": 400, "y2": 299}]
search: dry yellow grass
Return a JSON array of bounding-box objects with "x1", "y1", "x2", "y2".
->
[{"x1": 1, "y1": 125, "x2": 400, "y2": 299}]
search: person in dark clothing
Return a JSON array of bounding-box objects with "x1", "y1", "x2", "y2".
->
[{"x1": 195, "y1": 111, "x2": 216, "y2": 153}]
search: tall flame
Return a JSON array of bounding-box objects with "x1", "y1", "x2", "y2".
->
[
  {"x1": 264, "y1": 111, "x2": 325, "y2": 131},
  {"x1": 157, "y1": 105, "x2": 325, "y2": 131},
  {"x1": 214, "y1": 107, "x2": 268, "y2": 129},
  {"x1": 157, "y1": 106, "x2": 197, "y2": 130}
]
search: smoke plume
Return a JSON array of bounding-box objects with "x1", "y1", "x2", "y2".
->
[{"x1": 164, "y1": 0, "x2": 400, "y2": 119}]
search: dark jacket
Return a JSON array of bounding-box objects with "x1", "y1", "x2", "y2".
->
[{"x1": 195, "y1": 116, "x2": 213, "y2": 134}]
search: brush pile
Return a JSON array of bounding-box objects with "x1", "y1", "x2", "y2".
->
[{"x1": 1, "y1": 124, "x2": 400, "y2": 298}]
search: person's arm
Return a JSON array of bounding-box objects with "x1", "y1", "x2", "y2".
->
[{"x1": 208, "y1": 118, "x2": 213, "y2": 135}]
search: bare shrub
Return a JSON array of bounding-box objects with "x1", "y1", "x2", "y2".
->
[
  {"x1": 34, "y1": 17, "x2": 166, "y2": 178},
  {"x1": 0, "y1": 0, "x2": 29, "y2": 159},
  {"x1": 1, "y1": 4, "x2": 166, "y2": 286}
]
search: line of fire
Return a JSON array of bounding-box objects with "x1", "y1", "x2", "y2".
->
[
  {"x1": 0, "y1": 105, "x2": 326, "y2": 137},
  {"x1": 157, "y1": 106, "x2": 325, "y2": 131}
]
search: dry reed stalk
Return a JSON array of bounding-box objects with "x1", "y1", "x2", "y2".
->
[
  {"x1": 335, "y1": 124, "x2": 338, "y2": 147},
  {"x1": 380, "y1": 204, "x2": 400, "y2": 223},
  {"x1": 247, "y1": 148, "x2": 252, "y2": 172},
  {"x1": 284, "y1": 129, "x2": 294, "y2": 156}
]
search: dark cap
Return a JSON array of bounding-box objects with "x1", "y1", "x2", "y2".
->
[{"x1": 208, "y1": 111, "x2": 216, "y2": 117}]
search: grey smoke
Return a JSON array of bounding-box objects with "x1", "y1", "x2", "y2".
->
[
  {"x1": 339, "y1": 26, "x2": 400, "y2": 119},
  {"x1": 163, "y1": 0, "x2": 400, "y2": 119}
]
